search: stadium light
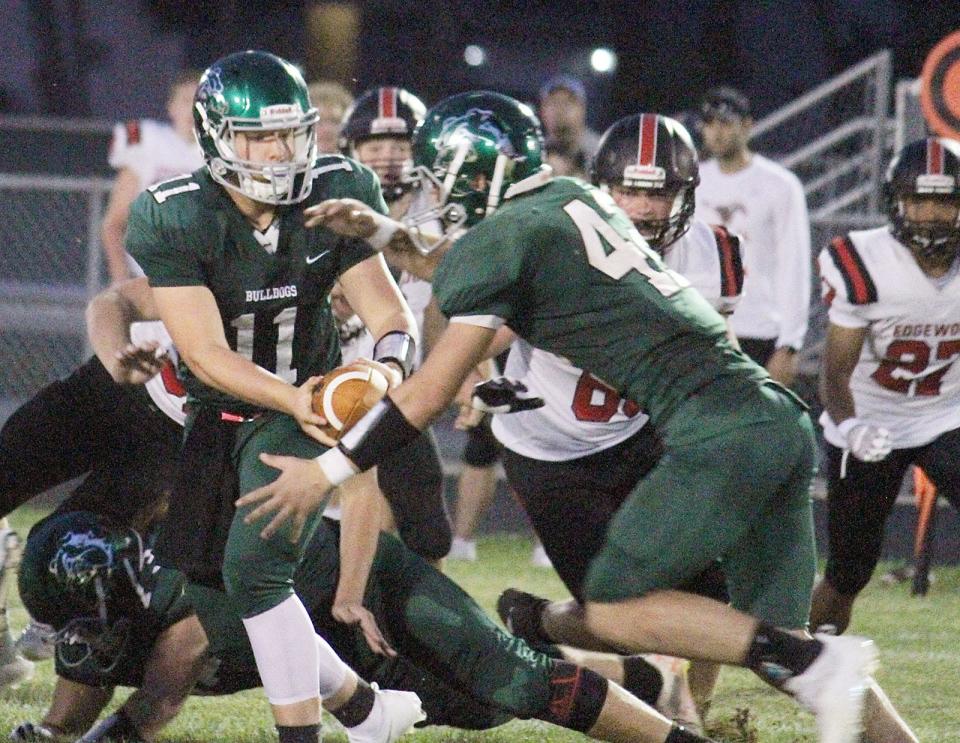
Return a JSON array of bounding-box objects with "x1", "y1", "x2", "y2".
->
[
  {"x1": 590, "y1": 47, "x2": 617, "y2": 74},
  {"x1": 464, "y1": 45, "x2": 486, "y2": 67}
]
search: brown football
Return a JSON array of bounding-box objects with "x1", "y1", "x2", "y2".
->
[{"x1": 311, "y1": 363, "x2": 390, "y2": 440}]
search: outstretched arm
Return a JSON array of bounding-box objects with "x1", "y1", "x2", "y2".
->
[{"x1": 86, "y1": 277, "x2": 166, "y2": 384}]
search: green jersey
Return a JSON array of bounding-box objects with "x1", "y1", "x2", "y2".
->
[
  {"x1": 433, "y1": 176, "x2": 766, "y2": 431},
  {"x1": 127, "y1": 156, "x2": 387, "y2": 413}
]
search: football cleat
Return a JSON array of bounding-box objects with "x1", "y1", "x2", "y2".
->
[
  {"x1": 783, "y1": 634, "x2": 878, "y2": 743},
  {"x1": 496, "y1": 588, "x2": 552, "y2": 644},
  {"x1": 345, "y1": 683, "x2": 425, "y2": 743}
]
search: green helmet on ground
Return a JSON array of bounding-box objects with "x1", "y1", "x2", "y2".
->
[
  {"x1": 194, "y1": 50, "x2": 319, "y2": 204},
  {"x1": 405, "y1": 91, "x2": 545, "y2": 248}
]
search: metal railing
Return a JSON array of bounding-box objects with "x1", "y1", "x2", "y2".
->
[{"x1": 750, "y1": 49, "x2": 893, "y2": 218}]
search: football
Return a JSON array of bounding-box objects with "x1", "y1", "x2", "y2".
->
[{"x1": 312, "y1": 363, "x2": 390, "y2": 440}]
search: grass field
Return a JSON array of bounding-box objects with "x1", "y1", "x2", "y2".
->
[{"x1": 1, "y1": 506, "x2": 958, "y2": 742}]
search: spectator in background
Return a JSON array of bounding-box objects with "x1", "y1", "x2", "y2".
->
[
  {"x1": 537, "y1": 74, "x2": 599, "y2": 179},
  {"x1": 308, "y1": 80, "x2": 353, "y2": 154},
  {"x1": 695, "y1": 86, "x2": 811, "y2": 387},
  {"x1": 100, "y1": 70, "x2": 202, "y2": 285}
]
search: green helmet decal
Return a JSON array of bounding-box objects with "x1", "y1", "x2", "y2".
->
[
  {"x1": 194, "y1": 50, "x2": 319, "y2": 204},
  {"x1": 405, "y1": 91, "x2": 545, "y2": 249}
]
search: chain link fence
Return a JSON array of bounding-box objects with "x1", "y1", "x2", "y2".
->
[{"x1": 0, "y1": 174, "x2": 110, "y2": 421}]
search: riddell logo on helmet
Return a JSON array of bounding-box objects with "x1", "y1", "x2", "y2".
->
[
  {"x1": 623, "y1": 164, "x2": 666, "y2": 186},
  {"x1": 916, "y1": 174, "x2": 956, "y2": 192},
  {"x1": 370, "y1": 116, "x2": 408, "y2": 134},
  {"x1": 260, "y1": 104, "x2": 303, "y2": 124}
]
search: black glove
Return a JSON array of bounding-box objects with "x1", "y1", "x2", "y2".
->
[{"x1": 472, "y1": 377, "x2": 544, "y2": 414}]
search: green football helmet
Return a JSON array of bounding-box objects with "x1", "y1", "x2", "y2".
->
[
  {"x1": 194, "y1": 50, "x2": 319, "y2": 204},
  {"x1": 19, "y1": 512, "x2": 152, "y2": 674},
  {"x1": 405, "y1": 90, "x2": 545, "y2": 250}
]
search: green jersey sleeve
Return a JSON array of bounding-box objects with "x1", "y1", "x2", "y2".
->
[
  {"x1": 433, "y1": 214, "x2": 529, "y2": 324},
  {"x1": 126, "y1": 178, "x2": 209, "y2": 288},
  {"x1": 313, "y1": 156, "x2": 387, "y2": 278}
]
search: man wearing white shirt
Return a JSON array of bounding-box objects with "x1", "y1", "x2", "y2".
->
[{"x1": 695, "y1": 87, "x2": 811, "y2": 386}]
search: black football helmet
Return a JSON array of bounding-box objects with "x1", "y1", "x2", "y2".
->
[
  {"x1": 591, "y1": 113, "x2": 699, "y2": 251},
  {"x1": 883, "y1": 136, "x2": 960, "y2": 261},
  {"x1": 339, "y1": 86, "x2": 427, "y2": 202}
]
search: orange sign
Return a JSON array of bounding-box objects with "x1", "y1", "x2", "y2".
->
[{"x1": 921, "y1": 29, "x2": 960, "y2": 140}]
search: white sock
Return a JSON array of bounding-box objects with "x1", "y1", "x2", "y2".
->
[{"x1": 242, "y1": 595, "x2": 345, "y2": 705}]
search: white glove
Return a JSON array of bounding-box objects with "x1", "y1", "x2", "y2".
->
[
  {"x1": 838, "y1": 418, "x2": 893, "y2": 462},
  {"x1": 9, "y1": 722, "x2": 56, "y2": 742}
]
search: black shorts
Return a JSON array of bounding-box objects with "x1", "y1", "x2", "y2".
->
[
  {"x1": 502, "y1": 425, "x2": 728, "y2": 604},
  {"x1": 738, "y1": 337, "x2": 777, "y2": 366},
  {"x1": 824, "y1": 427, "x2": 960, "y2": 595},
  {"x1": 0, "y1": 356, "x2": 181, "y2": 526},
  {"x1": 462, "y1": 419, "x2": 501, "y2": 468}
]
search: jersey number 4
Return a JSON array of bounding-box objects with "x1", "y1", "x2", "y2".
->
[
  {"x1": 873, "y1": 339, "x2": 960, "y2": 396},
  {"x1": 563, "y1": 198, "x2": 689, "y2": 296}
]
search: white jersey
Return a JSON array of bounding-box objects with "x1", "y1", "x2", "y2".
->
[
  {"x1": 108, "y1": 118, "x2": 202, "y2": 189},
  {"x1": 696, "y1": 154, "x2": 810, "y2": 350},
  {"x1": 492, "y1": 219, "x2": 744, "y2": 461},
  {"x1": 129, "y1": 321, "x2": 187, "y2": 426},
  {"x1": 338, "y1": 273, "x2": 431, "y2": 367},
  {"x1": 818, "y1": 226, "x2": 960, "y2": 448}
]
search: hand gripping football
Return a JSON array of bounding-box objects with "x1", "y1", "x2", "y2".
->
[{"x1": 312, "y1": 363, "x2": 390, "y2": 440}]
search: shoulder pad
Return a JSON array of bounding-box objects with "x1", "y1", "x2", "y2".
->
[
  {"x1": 824, "y1": 234, "x2": 878, "y2": 305},
  {"x1": 710, "y1": 224, "x2": 744, "y2": 297},
  {"x1": 146, "y1": 175, "x2": 200, "y2": 205}
]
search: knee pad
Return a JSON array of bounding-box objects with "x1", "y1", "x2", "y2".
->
[{"x1": 537, "y1": 660, "x2": 608, "y2": 733}]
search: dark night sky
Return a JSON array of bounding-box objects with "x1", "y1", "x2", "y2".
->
[{"x1": 4, "y1": 1, "x2": 960, "y2": 133}]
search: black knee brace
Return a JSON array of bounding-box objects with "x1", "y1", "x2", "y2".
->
[{"x1": 537, "y1": 660, "x2": 608, "y2": 733}]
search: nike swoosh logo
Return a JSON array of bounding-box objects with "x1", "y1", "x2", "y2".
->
[{"x1": 306, "y1": 250, "x2": 331, "y2": 265}]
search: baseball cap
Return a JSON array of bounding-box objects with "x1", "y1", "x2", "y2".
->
[
  {"x1": 700, "y1": 86, "x2": 751, "y2": 122},
  {"x1": 540, "y1": 73, "x2": 587, "y2": 103}
]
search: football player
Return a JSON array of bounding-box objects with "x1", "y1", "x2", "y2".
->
[
  {"x1": 812, "y1": 137, "x2": 960, "y2": 634},
  {"x1": 13, "y1": 510, "x2": 720, "y2": 743},
  {"x1": 243, "y1": 91, "x2": 879, "y2": 743},
  {"x1": 0, "y1": 287, "x2": 186, "y2": 675},
  {"x1": 337, "y1": 87, "x2": 452, "y2": 562},
  {"x1": 123, "y1": 51, "x2": 422, "y2": 743},
  {"x1": 491, "y1": 113, "x2": 739, "y2": 724},
  {"x1": 490, "y1": 113, "x2": 917, "y2": 743},
  {"x1": 100, "y1": 69, "x2": 203, "y2": 284}
]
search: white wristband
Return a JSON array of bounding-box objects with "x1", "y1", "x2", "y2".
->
[
  {"x1": 316, "y1": 447, "x2": 357, "y2": 487},
  {"x1": 367, "y1": 212, "x2": 400, "y2": 251},
  {"x1": 836, "y1": 417, "x2": 861, "y2": 438}
]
